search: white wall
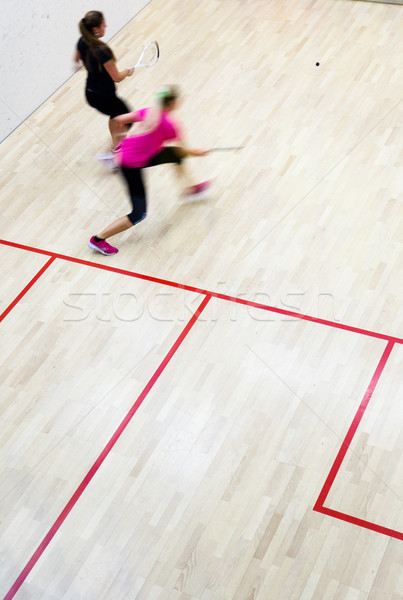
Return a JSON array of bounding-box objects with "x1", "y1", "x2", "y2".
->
[{"x1": 0, "y1": 0, "x2": 150, "y2": 142}]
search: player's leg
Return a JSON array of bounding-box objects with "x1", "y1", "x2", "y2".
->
[
  {"x1": 88, "y1": 167, "x2": 146, "y2": 255},
  {"x1": 148, "y1": 147, "x2": 212, "y2": 198}
]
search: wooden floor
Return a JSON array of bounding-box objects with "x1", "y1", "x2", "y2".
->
[{"x1": 1, "y1": 0, "x2": 402, "y2": 598}]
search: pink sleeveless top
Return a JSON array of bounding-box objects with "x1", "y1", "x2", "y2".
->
[{"x1": 119, "y1": 108, "x2": 182, "y2": 168}]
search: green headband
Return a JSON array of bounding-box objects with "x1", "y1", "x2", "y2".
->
[{"x1": 156, "y1": 89, "x2": 170, "y2": 99}]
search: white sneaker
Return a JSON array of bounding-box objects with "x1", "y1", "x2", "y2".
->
[{"x1": 96, "y1": 152, "x2": 118, "y2": 171}]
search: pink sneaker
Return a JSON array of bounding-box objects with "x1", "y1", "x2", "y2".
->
[
  {"x1": 182, "y1": 180, "x2": 212, "y2": 200},
  {"x1": 88, "y1": 236, "x2": 118, "y2": 256}
]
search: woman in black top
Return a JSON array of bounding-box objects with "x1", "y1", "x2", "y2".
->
[{"x1": 74, "y1": 11, "x2": 134, "y2": 151}]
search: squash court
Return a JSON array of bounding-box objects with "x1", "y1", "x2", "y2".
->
[{"x1": 0, "y1": 0, "x2": 402, "y2": 598}]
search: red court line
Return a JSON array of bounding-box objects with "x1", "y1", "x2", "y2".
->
[
  {"x1": 314, "y1": 340, "x2": 399, "y2": 538},
  {"x1": 0, "y1": 256, "x2": 56, "y2": 324},
  {"x1": 316, "y1": 506, "x2": 403, "y2": 542},
  {"x1": 3, "y1": 294, "x2": 211, "y2": 600},
  {"x1": 1, "y1": 238, "x2": 402, "y2": 344}
]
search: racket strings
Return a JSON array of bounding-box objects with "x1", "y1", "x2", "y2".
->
[{"x1": 139, "y1": 42, "x2": 159, "y2": 67}]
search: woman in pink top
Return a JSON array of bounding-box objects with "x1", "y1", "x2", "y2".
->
[{"x1": 88, "y1": 85, "x2": 210, "y2": 256}]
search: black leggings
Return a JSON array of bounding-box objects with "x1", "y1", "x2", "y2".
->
[{"x1": 121, "y1": 147, "x2": 183, "y2": 225}]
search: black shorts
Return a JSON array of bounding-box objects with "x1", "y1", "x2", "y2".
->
[
  {"x1": 147, "y1": 147, "x2": 183, "y2": 167},
  {"x1": 85, "y1": 89, "x2": 130, "y2": 118}
]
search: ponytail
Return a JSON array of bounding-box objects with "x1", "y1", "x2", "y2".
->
[{"x1": 79, "y1": 11, "x2": 115, "y2": 69}]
